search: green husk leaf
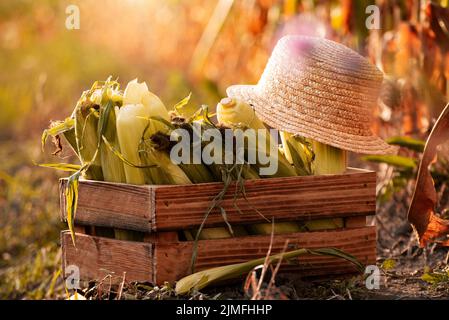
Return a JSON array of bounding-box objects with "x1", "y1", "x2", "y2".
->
[
  {"x1": 174, "y1": 92, "x2": 192, "y2": 113},
  {"x1": 362, "y1": 155, "x2": 417, "y2": 170},
  {"x1": 38, "y1": 163, "x2": 82, "y2": 172},
  {"x1": 98, "y1": 84, "x2": 126, "y2": 183},
  {"x1": 102, "y1": 136, "x2": 157, "y2": 169},
  {"x1": 75, "y1": 103, "x2": 103, "y2": 181},
  {"x1": 311, "y1": 140, "x2": 347, "y2": 175},
  {"x1": 386, "y1": 136, "x2": 426, "y2": 153},
  {"x1": 97, "y1": 100, "x2": 113, "y2": 146},
  {"x1": 66, "y1": 171, "x2": 80, "y2": 246},
  {"x1": 62, "y1": 128, "x2": 78, "y2": 155},
  {"x1": 287, "y1": 140, "x2": 311, "y2": 176},
  {"x1": 190, "y1": 105, "x2": 214, "y2": 125},
  {"x1": 137, "y1": 116, "x2": 176, "y2": 131},
  {"x1": 176, "y1": 247, "x2": 363, "y2": 294}
]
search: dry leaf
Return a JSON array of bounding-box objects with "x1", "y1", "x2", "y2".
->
[{"x1": 408, "y1": 102, "x2": 449, "y2": 246}]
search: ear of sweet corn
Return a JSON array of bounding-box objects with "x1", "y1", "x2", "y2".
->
[
  {"x1": 150, "y1": 131, "x2": 216, "y2": 184},
  {"x1": 114, "y1": 80, "x2": 192, "y2": 240},
  {"x1": 311, "y1": 140, "x2": 347, "y2": 175},
  {"x1": 115, "y1": 80, "x2": 159, "y2": 184},
  {"x1": 115, "y1": 103, "x2": 150, "y2": 184},
  {"x1": 195, "y1": 227, "x2": 232, "y2": 240},
  {"x1": 142, "y1": 149, "x2": 192, "y2": 185},
  {"x1": 74, "y1": 94, "x2": 103, "y2": 181},
  {"x1": 247, "y1": 222, "x2": 304, "y2": 235},
  {"x1": 217, "y1": 98, "x2": 296, "y2": 177},
  {"x1": 99, "y1": 88, "x2": 126, "y2": 183},
  {"x1": 217, "y1": 98, "x2": 301, "y2": 235},
  {"x1": 303, "y1": 218, "x2": 345, "y2": 231},
  {"x1": 217, "y1": 97, "x2": 267, "y2": 130},
  {"x1": 175, "y1": 247, "x2": 363, "y2": 294},
  {"x1": 280, "y1": 132, "x2": 314, "y2": 176},
  {"x1": 115, "y1": 79, "x2": 191, "y2": 185},
  {"x1": 306, "y1": 139, "x2": 347, "y2": 230},
  {"x1": 193, "y1": 225, "x2": 248, "y2": 240}
]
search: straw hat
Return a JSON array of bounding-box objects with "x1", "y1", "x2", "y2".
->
[{"x1": 227, "y1": 35, "x2": 397, "y2": 155}]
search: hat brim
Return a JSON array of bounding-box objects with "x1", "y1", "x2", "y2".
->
[{"x1": 227, "y1": 84, "x2": 398, "y2": 155}]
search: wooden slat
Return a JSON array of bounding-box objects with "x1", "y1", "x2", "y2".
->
[
  {"x1": 61, "y1": 231, "x2": 154, "y2": 283},
  {"x1": 60, "y1": 169, "x2": 376, "y2": 232},
  {"x1": 62, "y1": 227, "x2": 376, "y2": 285},
  {"x1": 60, "y1": 179, "x2": 153, "y2": 232}
]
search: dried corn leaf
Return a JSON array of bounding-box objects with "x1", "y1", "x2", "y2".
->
[
  {"x1": 38, "y1": 163, "x2": 81, "y2": 172},
  {"x1": 101, "y1": 136, "x2": 157, "y2": 169},
  {"x1": 174, "y1": 92, "x2": 192, "y2": 113},
  {"x1": 408, "y1": 102, "x2": 449, "y2": 246},
  {"x1": 66, "y1": 171, "x2": 80, "y2": 246},
  {"x1": 41, "y1": 117, "x2": 75, "y2": 151},
  {"x1": 176, "y1": 247, "x2": 363, "y2": 294}
]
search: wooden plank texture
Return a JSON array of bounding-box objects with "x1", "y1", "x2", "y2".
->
[
  {"x1": 61, "y1": 230, "x2": 153, "y2": 283},
  {"x1": 59, "y1": 179, "x2": 153, "y2": 232},
  {"x1": 60, "y1": 169, "x2": 376, "y2": 232},
  {"x1": 62, "y1": 226, "x2": 376, "y2": 285}
]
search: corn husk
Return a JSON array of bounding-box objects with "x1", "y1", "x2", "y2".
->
[
  {"x1": 247, "y1": 222, "x2": 304, "y2": 235},
  {"x1": 217, "y1": 98, "x2": 301, "y2": 234},
  {"x1": 99, "y1": 88, "x2": 126, "y2": 183},
  {"x1": 115, "y1": 103, "x2": 151, "y2": 185},
  {"x1": 311, "y1": 140, "x2": 347, "y2": 175},
  {"x1": 303, "y1": 218, "x2": 344, "y2": 231},
  {"x1": 74, "y1": 96, "x2": 103, "y2": 181},
  {"x1": 280, "y1": 132, "x2": 314, "y2": 175},
  {"x1": 307, "y1": 140, "x2": 347, "y2": 230},
  {"x1": 175, "y1": 247, "x2": 363, "y2": 295},
  {"x1": 193, "y1": 225, "x2": 248, "y2": 240},
  {"x1": 114, "y1": 80, "x2": 192, "y2": 239}
]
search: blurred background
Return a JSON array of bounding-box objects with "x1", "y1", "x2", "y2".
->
[{"x1": 1, "y1": 0, "x2": 448, "y2": 299}]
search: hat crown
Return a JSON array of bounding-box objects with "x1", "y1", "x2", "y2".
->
[{"x1": 257, "y1": 36, "x2": 383, "y2": 126}]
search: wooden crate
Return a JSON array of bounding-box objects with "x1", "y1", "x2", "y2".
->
[{"x1": 60, "y1": 168, "x2": 377, "y2": 285}]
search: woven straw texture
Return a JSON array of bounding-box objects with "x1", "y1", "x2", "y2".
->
[{"x1": 227, "y1": 35, "x2": 398, "y2": 155}]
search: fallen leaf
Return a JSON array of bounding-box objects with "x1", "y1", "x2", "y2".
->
[{"x1": 408, "y1": 102, "x2": 449, "y2": 246}]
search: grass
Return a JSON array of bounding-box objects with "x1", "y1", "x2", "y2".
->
[{"x1": 0, "y1": 141, "x2": 65, "y2": 299}]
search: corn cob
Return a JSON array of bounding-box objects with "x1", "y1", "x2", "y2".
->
[
  {"x1": 305, "y1": 139, "x2": 347, "y2": 230},
  {"x1": 99, "y1": 86, "x2": 126, "y2": 183},
  {"x1": 311, "y1": 140, "x2": 347, "y2": 175},
  {"x1": 114, "y1": 80, "x2": 191, "y2": 240},
  {"x1": 217, "y1": 98, "x2": 301, "y2": 235},
  {"x1": 280, "y1": 132, "x2": 314, "y2": 176},
  {"x1": 150, "y1": 131, "x2": 215, "y2": 184},
  {"x1": 279, "y1": 133, "x2": 347, "y2": 230},
  {"x1": 74, "y1": 93, "x2": 103, "y2": 181},
  {"x1": 193, "y1": 225, "x2": 248, "y2": 240},
  {"x1": 303, "y1": 218, "x2": 344, "y2": 231}
]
